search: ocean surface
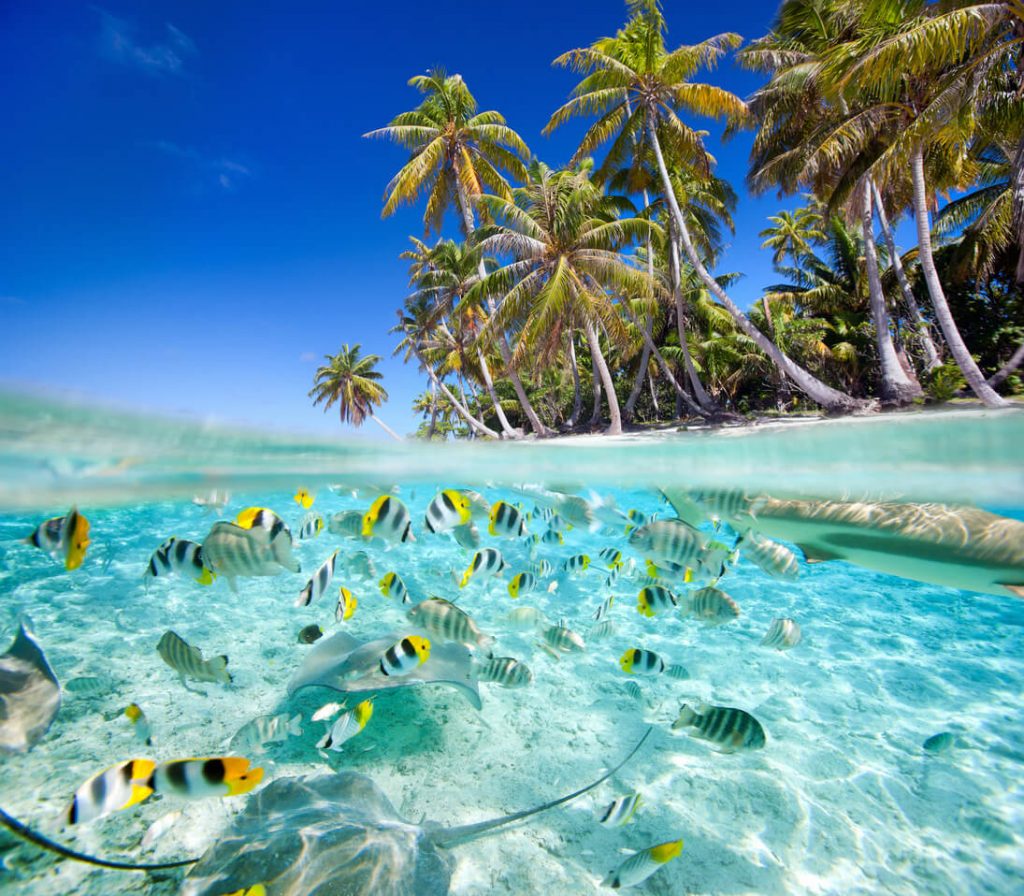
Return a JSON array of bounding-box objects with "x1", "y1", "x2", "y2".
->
[{"x1": 1, "y1": 394, "x2": 1022, "y2": 895}]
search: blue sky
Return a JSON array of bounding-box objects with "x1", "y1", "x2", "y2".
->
[{"x1": 0, "y1": 0, "x2": 887, "y2": 439}]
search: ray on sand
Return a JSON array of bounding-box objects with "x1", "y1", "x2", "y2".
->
[{"x1": 0, "y1": 619, "x2": 61, "y2": 754}]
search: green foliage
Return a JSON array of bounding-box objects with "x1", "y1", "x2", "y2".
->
[{"x1": 922, "y1": 362, "x2": 967, "y2": 403}]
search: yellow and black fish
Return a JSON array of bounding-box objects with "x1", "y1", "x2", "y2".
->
[
  {"x1": 144, "y1": 537, "x2": 214, "y2": 586},
  {"x1": 25, "y1": 507, "x2": 90, "y2": 571},
  {"x1": 66, "y1": 759, "x2": 156, "y2": 824},
  {"x1": 362, "y1": 496, "x2": 415, "y2": 543},
  {"x1": 460, "y1": 548, "x2": 505, "y2": 588},
  {"x1": 619, "y1": 648, "x2": 665, "y2": 676},
  {"x1": 425, "y1": 490, "x2": 473, "y2": 534},
  {"x1": 507, "y1": 571, "x2": 537, "y2": 599},
  {"x1": 379, "y1": 571, "x2": 411, "y2": 604},
  {"x1": 489, "y1": 501, "x2": 528, "y2": 538},
  {"x1": 379, "y1": 636, "x2": 430, "y2": 676}
]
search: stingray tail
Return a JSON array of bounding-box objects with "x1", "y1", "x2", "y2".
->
[
  {"x1": 432, "y1": 727, "x2": 653, "y2": 848},
  {"x1": 0, "y1": 806, "x2": 197, "y2": 872}
]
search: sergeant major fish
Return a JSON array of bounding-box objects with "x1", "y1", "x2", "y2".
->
[
  {"x1": 328, "y1": 510, "x2": 364, "y2": 538},
  {"x1": 476, "y1": 656, "x2": 533, "y2": 688},
  {"x1": 672, "y1": 702, "x2": 766, "y2": 752},
  {"x1": 156, "y1": 631, "x2": 231, "y2": 689},
  {"x1": 737, "y1": 531, "x2": 800, "y2": 580},
  {"x1": 229, "y1": 713, "x2": 303, "y2": 755},
  {"x1": 539, "y1": 623, "x2": 585, "y2": 656},
  {"x1": 406, "y1": 598, "x2": 493, "y2": 652},
  {"x1": 761, "y1": 618, "x2": 802, "y2": 650},
  {"x1": 682, "y1": 587, "x2": 740, "y2": 625},
  {"x1": 629, "y1": 519, "x2": 705, "y2": 569}
]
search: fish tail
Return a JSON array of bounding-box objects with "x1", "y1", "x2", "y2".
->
[
  {"x1": 459, "y1": 569, "x2": 471, "y2": 589},
  {"x1": 287, "y1": 714, "x2": 303, "y2": 737},
  {"x1": 213, "y1": 655, "x2": 232, "y2": 684},
  {"x1": 672, "y1": 704, "x2": 697, "y2": 731},
  {"x1": 196, "y1": 568, "x2": 215, "y2": 586}
]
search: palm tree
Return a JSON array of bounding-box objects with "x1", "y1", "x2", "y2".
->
[
  {"x1": 309, "y1": 344, "x2": 402, "y2": 440},
  {"x1": 366, "y1": 69, "x2": 551, "y2": 434},
  {"x1": 546, "y1": 0, "x2": 865, "y2": 411},
  {"x1": 471, "y1": 161, "x2": 656, "y2": 434}
]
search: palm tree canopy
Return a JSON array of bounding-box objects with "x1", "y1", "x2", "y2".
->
[{"x1": 309, "y1": 344, "x2": 389, "y2": 427}]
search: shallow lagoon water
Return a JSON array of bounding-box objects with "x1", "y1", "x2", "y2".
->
[{"x1": 1, "y1": 397, "x2": 1023, "y2": 895}]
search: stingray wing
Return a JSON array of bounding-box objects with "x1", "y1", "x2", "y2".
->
[{"x1": 0, "y1": 619, "x2": 61, "y2": 753}]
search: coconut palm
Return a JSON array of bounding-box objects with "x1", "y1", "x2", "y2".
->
[
  {"x1": 366, "y1": 69, "x2": 550, "y2": 434},
  {"x1": 309, "y1": 344, "x2": 401, "y2": 440},
  {"x1": 546, "y1": 0, "x2": 865, "y2": 411}
]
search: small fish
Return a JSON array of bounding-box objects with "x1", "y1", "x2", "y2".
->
[
  {"x1": 298, "y1": 513, "x2": 324, "y2": 540},
  {"x1": 346, "y1": 551, "x2": 377, "y2": 579},
  {"x1": 923, "y1": 731, "x2": 969, "y2": 754},
  {"x1": 665, "y1": 664, "x2": 690, "y2": 681},
  {"x1": 593, "y1": 596, "x2": 614, "y2": 622},
  {"x1": 604, "y1": 568, "x2": 620, "y2": 589},
  {"x1": 560, "y1": 554, "x2": 590, "y2": 575},
  {"x1": 682, "y1": 586, "x2": 740, "y2": 625},
  {"x1": 317, "y1": 699, "x2": 373, "y2": 752},
  {"x1": 623, "y1": 680, "x2": 643, "y2": 701},
  {"x1": 298, "y1": 624, "x2": 323, "y2": 644},
  {"x1": 206, "y1": 511, "x2": 300, "y2": 587},
  {"x1": 645, "y1": 558, "x2": 692, "y2": 582},
  {"x1": 66, "y1": 759, "x2": 156, "y2": 824},
  {"x1": 379, "y1": 571, "x2": 411, "y2": 604},
  {"x1": 477, "y1": 656, "x2": 533, "y2": 687},
  {"x1": 672, "y1": 702, "x2": 766, "y2": 752},
  {"x1": 294, "y1": 488, "x2": 315, "y2": 509},
  {"x1": 528, "y1": 558, "x2": 554, "y2": 577},
  {"x1": 406, "y1": 598, "x2": 494, "y2": 651},
  {"x1": 140, "y1": 810, "x2": 182, "y2": 850},
  {"x1": 539, "y1": 623, "x2": 585, "y2": 654},
  {"x1": 602, "y1": 840, "x2": 683, "y2": 889},
  {"x1": 124, "y1": 703, "x2": 152, "y2": 746},
  {"x1": 336, "y1": 586, "x2": 358, "y2": 621},
  {"x1": 149, "y1": 757, "x2": 264, "y2": 799},
  {"x1": 328, "y1": 510, "x2": 364, "y2": 538},
  {"x1": 379, "y1": 636, "x2": 431, "y2": 676},
  {"x1": 65, "y1": 676, "x2": 110, "y2": 696},
  {"x1": 738, "y1": 531, "x2": 800, "y2": 580},
  {"x1": 533, "y1": 527, "x2": 563, "y2": 546},
  {"x1": 425, "y1": 490, "x2": 473, "y2": 534},
  {"x1": 597, "y1": 792, "x2": 641, "y2": 827},
  {"x1": 296, "y1": 550, "x2": 339, "y2": 608},
  {"x1": 144, "y1": 537, "x2": 215, "y2": 585},
  {"x1": 761, "y1": 618, "x2": 802, "y2": 650},
  {"x1": 460, "y1": 548, "x2": 506, "y2": 588},
  {"x1": 629, "y1": 520, "x2": 705, "y2": 568},
  {"x1": 230, "y1": 713, "x2": 303, "y2": 754},
  {"x1": 598, "y1": 547, "x2": 623, "y2": 570},
  {"x1": 588, "y1": 620, "x2": 617, "y2": 640},
  {"x1": 619, "y1": 648, "x2": 665, "y2": 676},
  {"x1": 25, "y1": 507, "x2": 91, "y2": 570},
  {"x1": 362, "y1": 495, "x2": 415, "y2": 543},
  {"x1": 505, "y1": 606, "x2": 545, "y2": 629},
  {"x1": 156, "y1": 630, "x2": 231, "y2": 688},
  {"x1": 552, "y1": 494, "x2": 594, "y2": 530},
  {"x1": 488, "y1": 501, "x2": 529, "y2": 538},
  {"x1": 452, "y1": 521, "x2": 481, "y2": 550},
  {"x1": 508, "y1": 571, "x2": 537, "y2": 599},
  {"x1": 311, "y1": 701, "x2": 343, "y2": 722},
  {"x1": 192, "y1": 490, "x2": 230, "y2": 512},
  {"x1": 637, "y1": 585, "x2": 678, "y2": 617}
]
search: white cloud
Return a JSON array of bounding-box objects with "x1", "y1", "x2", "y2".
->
[
  {"x1": 97, "y1": 10, "x2": 196, "y2": 77},
  {"x1": 150, "y1": 141, "x2": 252, "y2": 191}
]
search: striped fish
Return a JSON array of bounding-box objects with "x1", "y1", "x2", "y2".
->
[
  {"x1": 539, "y1": 623, "x2": 585, "y2": 654},
  {"x1": 452, "y1": 521, "x2": 481, "y2": 550},
  {"x1": 317, "y1": 699, "x2": 373, "y2": 752},
  {"x1": 505, "y1": 606, "x2": 545, "y2": 629},
  {"x1": 597, "y1": 792, "x2": 642, "y2": 827},
  {"x1": 629, "y1": 520, "x2": 706, "y2": 568},
  {"x1": 202, "y1": 520, "x2": 299, "y2": 592},
  {"x1": 235, "y1": 507, "x2": 298, "y2": 563},
  {"x1": 406, "y1": 598, "x2": 493, "y2": 651},
  {"x1": 672, "y1": 702, "x2": 766, "y2": 752},
  {"x1": 603, "y1": 567, "x2": 620, "y2": 589},
  {"x1": 336, "y1": 586, "x2": 358, "y2": 621},
  {"x1": 298, "y1": 513, "x2": 324, "y2": 540},
  {"x1": 150, "y1": 757, "x2": 263, "y2": 798},
  {"x1": 425, "y1": 490, "x2": 473, "y2": 534},
  {"x1": 552, "y1": 494, "x2": 594, "y2": 529},
  {"x1": 665, "y1": 664, "x2": 690, "y2": 681},
  {"x1": 560, "y1": 554, "x2": 590, "y2": 575},
  {"x1": 460, "y1": 548, "x2": 505, "y2": 587},
  {"x1": 144, "y1": 537, "x2": 214, "y2": 585},
  {"x1": 362, "y1": 496, "x2": 414, "y2": 543},
  {"x1": 695, "y1": 540, "x2": 736, "y2": 580},
  {"x1": 599, "y1": 547, "x2": 623, "y2": 570},
  {"x1": 328, "y1": 510, "x2": 364, "y2": 538},
  {"x1": 682, "y1": 587, "x2": 740, "y2": 625},
  {"x1": 229, "y1": 713, "x2": 302, "y2": 754},
  {"x1": 156, "y1": 631, "x2": 231, "y2": 687},
  {"x1": 528, "y1": 558, "x2": 554, "y2": 577},
  {"x1": 489, "y1": 501, "x2": 528, "y2": 538},
  {"x1": 761, "y1": 617, "x2": 802, "y2": 650},
  {"x1": 296, "y1": 550, "x2": 339, "y2": 607},
  {"x1": 534, "y1": 527, "x2": 564, "y2": 546},
  {"x1": 740, "y1": 531, "x2": 800, "y2": 580},
  {"x1": 588, "y1": 619, "x2": 617, "y2": 640},
  {"x1": 379, "y1": 571, "x2": 411, "y2": 604},
  {"x1": 693, "y1": 489, "x2": 758, "y2": 526},
  {"x1": 602, "y1": 840, "x2": 683, "y2": 889},
  {"x1": 646, "y1": 558, "x2": 692, "y2": 582},
  {"x1": 476, "y1": 656, "x2": 533, "y2": 687},
  {"x1": 508, "y1": 571, "x2": 537, "y2": 599},
  {"x1": 619, "y1": 648, "x2": 665, "y2": 676},
  {"x1": 66, "y1": 759, "x2": 156, "y2": 824},
  {"x1": 637, "y1": 585, "x2": 678, "y2": 617},
  {"x1": 623, "y1": 680, "x2": 643, "y2": 701},
  {"x1": 379, "y1": 636, "x2": 430, "y2": 677},
  {"x1": 24, "y1": 507, "x2": 90, "y2": 571},
  {"x1": 65, "y1": 676, "x2": 110, "y2": 696},
  {"x1": 593, "y1": 595, "x2": 614, "y2": 622}
]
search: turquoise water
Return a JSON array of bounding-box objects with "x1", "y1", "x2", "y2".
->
[{"x1": 1, "y1": 396, "x2": 1023, "y2": 894}]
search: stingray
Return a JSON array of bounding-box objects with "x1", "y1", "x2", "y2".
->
[
  {"x1": 0, "y1": 618, "x2": 61, "y2": 754},
  {"x1": 287, "y1": 631, "x2": 481, "y2": 709},
  {"x1": 181, "y1": 728, "x2": 651, "y2": 896}
]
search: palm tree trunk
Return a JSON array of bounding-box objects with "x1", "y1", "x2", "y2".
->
[
  {"x1": 909, "y1": 147, "x2": 1009, "y2": 408},
  {"x1": 589, "y1": 358, "x2": 602, "y2": 426},
  {"x1": 370, "y1": 414, "x2": 403, "y2": 441},
  {"x1": 427, "y1": 378, "x2": 439, "y2": 439},
  {"x1": 411, "y1": 345, "x2": 499, "y2": 438},
  {"x1": 646, "y1": 120, "x2": 864, "y2": 412},
  {"x1": 668, "y1": 227, "x2": 716, "y2": 411},
  {"x1": 647, "y1": 368, "x2": 660, "y2": 415},
  {"x1": 475, "y1": 348, "x2": 518, "y2": 438},
  {"x1": 567, "y1": 331, "x2": 583, "y2": 427},
  {"x1": 454, "y1": 181, "x2": 551, "y2": 436},
  {"x1": 624, "y1": 336, "x2": 652, "y2": 422},
  {"x1": 862, "y1": 186, "x2": 923, "y2": 404},
  {"x1": 871, "y1": 181, "x2": 942, "y2": 372},
  {"x1": 1011, "y1": 129, "x2": 1024, "y2": 284},
  {"x1": 585, "y1": 320, "x2": 622, "y2": 434},
  {"x1": 987, "y1": 339, "x2": 1024, "y2": 389}
]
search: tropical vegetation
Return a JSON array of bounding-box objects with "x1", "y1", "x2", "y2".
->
[{"x1": 324, "y1": 0, "x2": 1024, "y2": 438}]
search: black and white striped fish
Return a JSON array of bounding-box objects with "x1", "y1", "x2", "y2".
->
[
  {"x1": 156, "y1": 630, "x2": 231, "y2": 687},
  {"x1": 424, "y1": 490, "x2": 473, "y2": 534},
  {"x1": 406, "y1": 597, "x2": 493, "y2": 651},
  {"x1": 761, "y1": 617, "x2": 802, "y2": 650},
  {"x1": 460, "y1": 547, "x2": 505, "y2": 587},
  {"x1": 476, "y1": 656, "x2": 533, "y2": 687},
  {"x1": 637, "y1": 585, "x2": 678, "y2": 617},
  {"x1": 539, "y1": 623, "x2": 585, "y2": 654},
  {"x1": 672, "y1": 702, "x2": 766, "y2": 752},
  {"x1": 379, "y1": 636, "x2": 430, "y2": 677},
  {"x1": 629, "y1": 519, "x2": 706, "y2": 568},
  {"x1": 489, "y1": 501, "x2": 528, "y2": 538},
  {"x1": 296, "y1": 551, "x2": 339, "y2": 607},
  {"x1": 598, "y1": 547, "x2": 623, "y2": 570},
  {"x1": 623, "y1": 680, "x2": 643, "y2": 701},
  {"x1": 144, "y1": 538, "x2": 214, "y2": 585},
  {"x1": 149, "y1": 757, "x2": 264, "y2": 798},
  {"x1": 665, "y1": 664, "x2": 690, "y2": 680},
  {"x1": 619, "y1": 648, "x2": 665, "y2": 676},
  {"x1": 508, "y1": 571, "x2": 537, "y2": 598},
  {"x1": 682, "y1": 586, "x2": 740, "y2": 625},
  {"x1": 593, "y1": 595, "x2": 614, "y2": 621},
  {"x1": 362, "y1": 496, "x2": 415, "y2": 543},
  {"x1": 379, "y1": 571, "x2": 411, "y2": 604},
  {"x1": 560, "y1": 554, "x2": 590, "y2": 575},
  {"x1": 534, "y1": 527, "x2": 564, "y2": 546},
  {"x1": 597, "y1": 792, "x2": 641, "y2": 827},
  {"x1": 588, "y1": 620, "x2": 617, "y2": 640},
  {"x1": 298, "y1": 513, "x2": 324, "y2": 540},
  {"x1": 528, "y1": 558, "x2": 554, "y2": 577},
  {"x1": 739, "y1": 531, "x2": 800, "y2": 580},
  {"x1": 66, "y1": 759, "x2": 156, "y2": 824}
]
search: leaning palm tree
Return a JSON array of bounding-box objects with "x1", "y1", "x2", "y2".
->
[
  {"x1": 309, "y1": 344, "x2": 401, "y2": 440},
  {"x1": 471, "y1": 161, "x2": 656, "y2": 434},
  {"x1": 366, "y1": 69, "x2": 550, "y2": 435},
  {"x1": 546, "y1": 0, "x2": 865, "y2": 411}
]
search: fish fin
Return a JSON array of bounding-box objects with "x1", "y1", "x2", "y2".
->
[
  {"x1": 196, "y1": 568, "x2": 215, "y2": 586},
  {"x1": 999, "y1": 583, "x2": 1024, "y2": 598},
  {"x1": 288, "y1": 714, "x2": 303, "y2": 737},
  {"x1": 122, "y1": 784, "x2": 154, "y2": 810}
]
